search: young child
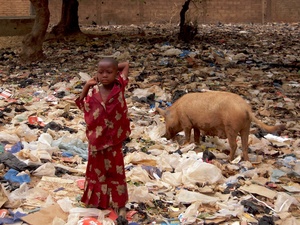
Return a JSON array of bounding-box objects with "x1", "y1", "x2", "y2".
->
[{"x1": 75, "y1": 58, "x2": 131, "y2": 220}]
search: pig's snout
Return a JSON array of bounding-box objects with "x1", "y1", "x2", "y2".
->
[{"x1": 162, "y1": 133, "x2": 169, "y2": 139}]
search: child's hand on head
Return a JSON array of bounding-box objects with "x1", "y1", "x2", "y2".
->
[{"x1": 86, "y1": 77, "x2": 98, "y2": 87}]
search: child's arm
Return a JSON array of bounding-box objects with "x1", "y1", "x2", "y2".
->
[
  {"x1": 118, "y1": 62, "x2": 129, "y2": 80},
  {"x1": 79, "y1": 77, "x2": 97, "y2": 100}
]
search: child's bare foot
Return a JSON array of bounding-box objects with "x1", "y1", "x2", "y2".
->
[
  {"x1": 116, "y1": 207, "x2": 128, "y2": 225},
  {"x1": 118, "y1": 207, "x2": 127, "y2": 217},
  {"x1": 115, "y1": 207, "x2": 127, "y2": 225}
]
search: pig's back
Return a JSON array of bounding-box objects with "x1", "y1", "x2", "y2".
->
[
  {"x1": 175, "y1": 91, "x2": 249, "y2": 109},
  {"x1": 174, "y1": 91, "x2": 251, "y2": 129}
]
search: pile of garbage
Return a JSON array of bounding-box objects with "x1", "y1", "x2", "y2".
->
[{"x1": 0, "y1": 22, "x2": 299, "y2": 225}]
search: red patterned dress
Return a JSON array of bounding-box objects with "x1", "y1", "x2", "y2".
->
[{"x1": 75, "y1": 75, "x2": 131, "y2": 209}]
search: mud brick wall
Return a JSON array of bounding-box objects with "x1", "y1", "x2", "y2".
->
[
  {"x1": 196, "y1": 0, "x2": 263, "y2": 24},
  {"x1": 48, "y1": 0, "x2": 300, "y2": 25},
  {"x1": 0, "y1": 0, "x2": 30, "y2": 17},
  {"x1": 49, "y1": 0, "x2": 264, "y2": 25},
  {"x1": 270, "y1": 0, "x2": 300, "y2": 22},
  {"x1": 1, "y1": 0, "x2": 300, "y2": 24},
  {"x1": 48, "y1": 0, "x2": 184, "y2": 25}
]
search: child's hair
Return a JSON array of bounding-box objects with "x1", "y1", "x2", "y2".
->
[{"x1": 99, "y1": 57, "x2": 118, "y2": 69}]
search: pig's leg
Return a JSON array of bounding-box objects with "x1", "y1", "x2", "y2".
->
[
  {"x1": 240, "y1": 129, "x2": 250, "y2": 161},
  {"x1": 193, "y1": 128, "x2": 200, "y2": 144},
  {"x1": 183, "y1": 126, "x2": 192, "y2": 144},
  {"x1": 227, "y1": 131, "x2": 238, "y2": 161}
]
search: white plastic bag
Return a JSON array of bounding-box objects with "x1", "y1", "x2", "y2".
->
[
  {"x1": 9, "y1": 183, "x2": 29, "y2": 201},
  {"x1": 161, "y1": 172, "x2": 182, "y2": 187},
  {"x1": 275, "y1": 192, "x2": 299, "y2": 212},
  {"x1": 16, "y1": 124, "x2": 38, "y2": 142},
  {"x1": 69, "y1": 207, "x2": 101, "y2": 217},
  {"x1": 57, "y1": 197, "x2": 73, "y2": 213},
  {"x1": 182, "y1": 161, "x2": 224, "y2": 186},
  {"x1": 126, "y1": 166, "x2": 151, "y2": 183},
  {"x1": 38, "y1": 133, "x2": 53, "y2": 146},
  {"x1": 176, "y1": 189, "x2": 219, "y2": 204},
  {"x1": 33, "y1": 162, "x2": 56, "y2": 177},
  {"x1": 128, "y1": 185, "x2": 158, "y2": 203},
  {"x1": 180, "y1": 201, "x2": 201, "y2": 224}
]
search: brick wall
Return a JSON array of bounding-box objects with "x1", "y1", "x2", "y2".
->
[
  {"x1": 270, "y1": 0, "x2": 300, "y2": 22},
  {"x1": 92, "y1": 1, "x2": 140, "y2": 25},
  {"x1": 186, "y1": 0, "x2": 263, "y2": 24},
  {"x1": 140, "y1": 0, "x2": 183, "y2": 24},
  {"x1": 1, "y1": 0, "x2": 300, "y2": 24},
  {"x1": 206, "y1": 0, "x2": 262, "y2": 23},
  {"x1": 48, "y1": 0, "x2": 184, "y2": 25},
  {"x1": 0, "y1": 0, "x2": 30, "y2": 17}
]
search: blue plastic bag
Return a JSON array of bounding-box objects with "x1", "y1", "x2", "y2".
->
[{"x1": 4, "y1": 169, "x2": 30, "y2": 184}]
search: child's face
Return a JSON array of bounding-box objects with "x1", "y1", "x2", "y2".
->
[{"x1": 96, "y1": 61, "x2": 118, "y2": 85}]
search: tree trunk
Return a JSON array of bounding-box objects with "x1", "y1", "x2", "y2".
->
[
  {"x1": 178, "y1": 0, "x2": 198, "y2": 42},
  {"x1": 51, "y1": 0, "x2": 81, "y2": 36},
  {"x1": 179, "y1": 0, "x2": 191, "y2": 34},
  {"x1": 20, "y1": 0, "x2": 50, "y2": 62}
]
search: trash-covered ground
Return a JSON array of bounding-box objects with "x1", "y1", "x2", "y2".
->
[{"x1": 0, "y1": 23, "x2": 300, "y2": 225}]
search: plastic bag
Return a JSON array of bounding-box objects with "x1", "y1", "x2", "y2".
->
[
  {"x1": 128, "y1": 185, "x2": 158, "y2": 203},
  {"x1": 57, "y1": 197, "x2": 73, "y2": 213},
  {"x1": 275, "y1": 192, "x2": 299, "y2": 212},
  {"x1": 176, "y1": 189, "x2": 219, "y2": 204},
  {"x1": 17, "y1": 149, "x2": 40, "y2": 162},
  {"x1": 163, "y1": 48, "x2": 183, "y2": 56},
  {"x1": 38, "y1": 133, "x2": 53, "y2": 146},
  {"x1": 26, "y1": 186, "x2": 49, "y2": 203},
  {"x1": 146, "y1": 124, "x2": 165, "y2": 141},
  {"x1": 8, "y1": 183, "x2": 29, "y2": 201},
  {"x1": 52, "y1": 217, "x2": 66, "y2": 225},
  {"x1": 4, "y1": 169, "x2": 31, "y2": 184},
  {"x1": 156, "y1": 154, "x2": 175, "y2": 171},
  {"x1": 161, "y1": 172, "x2": 182, "y2": 187},
  {"x1": 15, "y1": 124, "x2": 37, "y2": 142},
  {"x1": 36, "y1": 149, "x2": 53, "y2": 161},
  {"x1": 69, "y1": 207, "x2": 101, "y2": 217},
  {"x1": 65, "y1": 213, "x2": 80, "y2": 225},
  {"x1": 126, "y1": 166, "x2": 151, "y2": 183},
  {"x1": 52, "y1": 136, "x2": 88, "y2": 160},
  {"x1": 0, "y1": 132, "x2": 20, "y2": 144},
  {"x1": 124, "y1": 152, "x2": 157, "y2": 166},
  {"x1": 182, "y1": 161, "x2": 224, "y2": 186},
  {"x1": 33, "y1": 162, "x2": 56, "y2": 177},
  {"x1": 179, "y1": 201, "x2": 201, "y2": 224}
]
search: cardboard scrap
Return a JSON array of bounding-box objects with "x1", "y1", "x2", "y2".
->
[
  {"x1": 281, "y1": 184, "x2": 300, "y2": 193},
  {"x1": 21, "y1": 203, "x2": 68, "y2": 225},
  {"x1": 239, "y1": 184, "x2": 277, "y2": 199},
  {"x1": 0, "y1": 185, "x2": 8, "y2": 207},
  {"x1": 35, "y1": 176, "x2": 82, "y2": 200}
]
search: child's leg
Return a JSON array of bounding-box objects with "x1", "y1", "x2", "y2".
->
[
  {"x1": 81, "y1": 150, "x2": 110, "y2": 209},
  {"x1": 106, "y1": 143, "x2": 128, "y2": 210}
]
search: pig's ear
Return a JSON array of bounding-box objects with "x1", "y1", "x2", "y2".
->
[{"x1": 156, "y1": 108, "x2": 166, "y2": 118}]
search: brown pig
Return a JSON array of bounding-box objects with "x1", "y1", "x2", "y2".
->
[{"x1": 156, "y1": 91, "x2": 285, "y2": 161}]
